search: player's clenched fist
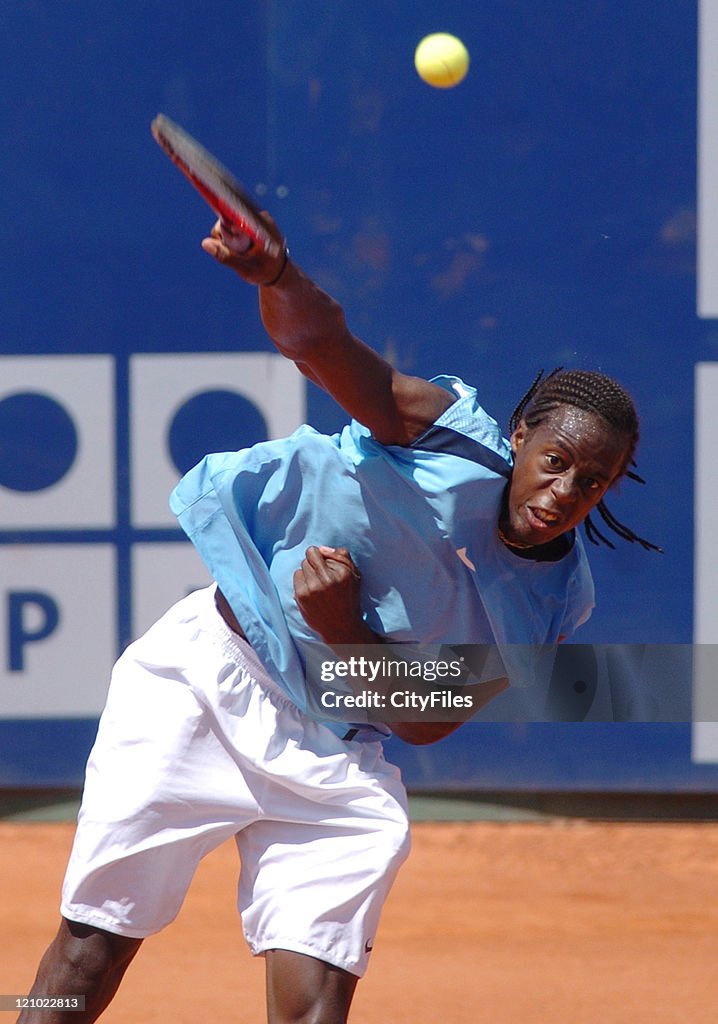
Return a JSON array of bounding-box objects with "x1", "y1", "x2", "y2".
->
[{"x1": 293, "y1": 545, "x2": 373, "y2": 645}]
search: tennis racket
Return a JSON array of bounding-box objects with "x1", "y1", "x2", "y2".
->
[{"x1": 150, "y1": 113, "x2": 282, "y2": 257}]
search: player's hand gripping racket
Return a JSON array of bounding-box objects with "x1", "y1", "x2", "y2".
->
[{"x1": 151, "y1": 113, "x2": 284, "y2": 261}]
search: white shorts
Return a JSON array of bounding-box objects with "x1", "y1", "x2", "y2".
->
[{"x1": 61, "y1": 586, "x2": 410, "y2": 977}]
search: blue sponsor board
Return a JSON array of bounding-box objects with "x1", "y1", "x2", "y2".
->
[
  {"x1": 0, "y1": 720, "x2": 713, "y2": 794},
  {"x1": 0, "y1": 1, "x2": 714, "y2": 789}
]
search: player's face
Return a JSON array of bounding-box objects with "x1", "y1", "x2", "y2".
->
[{"x1": 502, "y1": 406, "x2": 629, "y2": 548}]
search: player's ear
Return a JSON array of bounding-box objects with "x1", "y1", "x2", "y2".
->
[{"x1": 510, "y1": 421, "x2": 528, "y2": 455}]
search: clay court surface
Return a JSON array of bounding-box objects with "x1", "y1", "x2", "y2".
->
[{"x1": 4, "y1": 816, "x2": 718, "y2": 1023}]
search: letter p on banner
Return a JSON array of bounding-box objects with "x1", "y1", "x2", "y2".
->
[
  {"x1": 8, "y1": 591, "x2": 60, "y2": 671},
  {"x1": 0, "y1": 546, "x2": 117, "y2": 718}
]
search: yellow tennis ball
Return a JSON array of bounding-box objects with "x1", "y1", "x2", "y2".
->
[{"x1": 414, "y1": 33, "x2": 470, "y2": 89}]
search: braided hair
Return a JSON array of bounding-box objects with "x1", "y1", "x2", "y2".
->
[{"x1": 509, "y1": 369, "x2": 661, "y2": 552}]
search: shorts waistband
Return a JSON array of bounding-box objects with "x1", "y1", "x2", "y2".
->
[
  {"x1": 189, "y1": 586, "x2": 296, "y2": 712},
  {"x1": 198, "y1": 586, "x2": 386, "y2": 744}
]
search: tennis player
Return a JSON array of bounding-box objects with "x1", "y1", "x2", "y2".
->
[{"x1": 18, "y1": 212, "x2": 656, "y2": 1024}]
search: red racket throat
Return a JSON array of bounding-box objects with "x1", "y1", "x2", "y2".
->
[{"x1": 151, "y1": 114, "x2": 281, "y2": 257}]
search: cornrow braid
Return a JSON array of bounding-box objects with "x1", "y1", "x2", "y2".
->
[{"x1": 509, "y1": 368, "x2": 662, "y2": 552}]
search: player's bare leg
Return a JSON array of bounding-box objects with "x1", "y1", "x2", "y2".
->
[
  {"x1": 17, "y1": 918, "x2": 142, "y2": 1024},
  {"x1": 265, "y1": 949, "x2": 358, "y2": 1024}
]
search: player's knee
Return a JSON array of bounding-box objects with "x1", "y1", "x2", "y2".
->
[
  {"x1": 56, "y1": 919, "x2": 140, "y2": 986},
  {"x1": 265, "y1": 949, "x2": 357, "y2": 1024}
]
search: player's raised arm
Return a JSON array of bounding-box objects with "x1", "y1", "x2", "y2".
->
[{"x1": 201, "y1": 220, "x2": 454, "y2": 445}]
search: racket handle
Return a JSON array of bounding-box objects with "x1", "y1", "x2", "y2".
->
[{"x1": 220, "y1": 222, "x2": 253, "y2": 254}]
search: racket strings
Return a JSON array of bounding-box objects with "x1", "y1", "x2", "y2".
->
[{"x1": 152, "y1": 114, "x2": 280, "y2": 256}]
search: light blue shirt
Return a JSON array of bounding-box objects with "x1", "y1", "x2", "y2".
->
[{"x1": 170, "y1": 376, "x2": 594, "y2": 736}]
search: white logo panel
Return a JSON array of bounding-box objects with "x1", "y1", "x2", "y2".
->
[
  {"x1": 131, "y1": 543, "x2": 213, "y2": 640},
  {"x1": 0, "y1": 356, "x2": 115, "y2": 529},
  {"x1": 130, "y1": 353, "x2": 306, "y2": 528},
  {"x1": 694, "y1": 363, "x2": 718, "y2": 761},
  {"x1": 0, "y1": 545, "x2": 117, "y2": 717}
]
